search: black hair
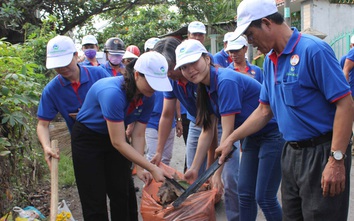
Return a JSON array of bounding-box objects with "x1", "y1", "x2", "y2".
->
[
  {"x1": 153, "y1": 37, "x2": 181, "y2": 68},
  {"x1": 195, "y1": 53, "x2": 214, "y2": 130},
  {"x1": 249, "y1": 12, "x2": 284, "y2": 28},
  {"x1": 122, "y1": 58, "x2": 141, "y2": 102}
]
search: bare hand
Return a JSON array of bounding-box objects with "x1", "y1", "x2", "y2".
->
[
  {"x1": 321, "y1": 157, "x2": 346, "y2": 197},
  {"x1": 184, "y1": 168, "x2": 198, "y2": 184},
  {"x1": 211, "y1": 173, "x2": 224, "y2": 196},
  {"x1": 150, "y1": 165, "x2": 166, "y2": 183},
  {"x1": 43, "y1": 146, "x2": 60, "y2": 169},
  {"x1": 125, "y1": 123, "x2": 135, "y2": 140},
  {"x1": 176, "y1": 121, "x2": 183, "y2": 137},
  {"x1": 137, "y1": 167, "x2": 153, "y2": 185},
  {"x1": 150, "y1": 152, "x2": 162, "y2": 166},
  {"x1": 215, "y1": 139, "x2": 233, "y2": 164}
]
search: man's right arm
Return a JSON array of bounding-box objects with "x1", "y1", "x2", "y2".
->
[{"x1": 216, "y1": 103, "x2": 273, "y2": 163}]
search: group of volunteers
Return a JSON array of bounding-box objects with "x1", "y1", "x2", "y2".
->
[{"x1": 37, "y1": 0, "x2": 353, "y2": 220}]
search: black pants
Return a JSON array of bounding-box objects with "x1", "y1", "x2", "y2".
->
[
  {"x1": 181, "y1": 113, "x2": 190, "y2": 144},
  {"x1": 71, "y1": 121, "x2": 138, "y2": 221},
  {"x1": 281, "y1": 140, "x2": 351, "y2": 221},
  {"x1": 181, "y1": 113, "x2": 190, "y2": 172}
]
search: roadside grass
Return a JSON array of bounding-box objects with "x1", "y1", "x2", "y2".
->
[{"x1": 58, "y1": 153, "x2": 76, "y2": 187}]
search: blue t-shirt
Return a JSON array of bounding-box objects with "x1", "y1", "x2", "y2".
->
[
  {"x1": 207, "y1": 66, "x2": 277, "y2": 135},
  {"x1": 214, "y1": 49, "x2": 231, "y2": 68},
  {"x1": 37, "y1": 65, "x2": 110, "y2": 132},
  {"x1": 228, "y1": 61, "x2": 264, "y2": 83},
  {"x1": 100, "y1": 61, "x2": 124, "y2": 76},
  {"x1": 79, "y1": 59, "x2": 100, "y2": 67},
  {"x1": 260, "y1": 28, "x2": 351, "y2": 141},
  {"x1": 76, "y1": 76, "x2": 154, "y2": 134},
  {"x1": 163, "y1": 79, "x2": 198, "y2": 123},
  {"x1": 340, "y1": 48, "x2": 354, "y2": 95},
  {"x1": 147, "y1": 91, "x2": 176, "y2": 130}
]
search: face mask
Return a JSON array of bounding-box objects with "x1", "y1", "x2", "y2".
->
[
  {"x1": 84, "y1": 49, "x2": 97, "y2": 59},
  {"x1": 108, "y1": 54, "x2": 123, "y2": 66}
]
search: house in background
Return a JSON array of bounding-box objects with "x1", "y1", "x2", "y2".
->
[{"x1": 276, "y1": 0, "x2": 354, "y2": 59}]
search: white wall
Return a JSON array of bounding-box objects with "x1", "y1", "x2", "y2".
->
[{"x1": 307, "y1": 0, "x2": 354, "y2": 42}]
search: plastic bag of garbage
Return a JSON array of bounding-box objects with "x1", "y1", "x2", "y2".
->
[
  {"x1": 140, "y1": 163, "x2": 217, "y2": 221},
  {"x1": 12, "y1": 206, "x2": 45, "y2": 221},
  {"x1": 56, "y1": 200, "x2": 75, "y2": 221}
]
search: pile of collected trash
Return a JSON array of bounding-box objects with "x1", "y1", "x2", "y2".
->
[{"x1": 140, "y1": 163, "x2": 217, "y2": 221}]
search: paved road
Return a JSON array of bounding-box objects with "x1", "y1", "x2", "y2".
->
[{"x1": 135, "y1": 136, "x2": 354, "y2": 220}]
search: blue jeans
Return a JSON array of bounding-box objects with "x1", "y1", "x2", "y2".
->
[
  {"x1": 186, "y1": 121, "x2": 206, "y2": 176},
  {"x1": 238, "y1": 128, "x2": 285, "y2": 221},
  {"x1": 222, "y1": 141, "x2": 240, "y2": 221}
]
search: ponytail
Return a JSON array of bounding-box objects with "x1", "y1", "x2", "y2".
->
[
  {"x1": 122, "y1": 58, "x2": 138, "y2": 102},
  {"x1": 195, "y1": 53, "x2": 215, "y2": 130},
  {"x1": 196, "y1": 83, "x2": 212, "y2": 130}
]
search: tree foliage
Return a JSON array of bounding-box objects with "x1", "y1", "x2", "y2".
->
[
  {"x1": 0, "y1": 0, "x2": 167, "y2": 43},
  {"x1": 91, "y1": 4, "x2": 195, "y2": 51},
  {"x1": 76, "y1": 0, "x2": 240, "y2": 50},
  {"x1": 175, "y1": 0, "x2": 238, "y2": 25},
  {"x1": 1, "y1": 0, "x2": 240, "y2": 44}
]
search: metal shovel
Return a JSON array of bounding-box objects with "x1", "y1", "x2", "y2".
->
[{"x1": 172, "y1": 144, "x2": 237, "y2": 208}]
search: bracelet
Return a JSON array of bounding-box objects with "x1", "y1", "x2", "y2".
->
[{"x1": 176, "y1": 117, "x2": 182, "y2": 122}]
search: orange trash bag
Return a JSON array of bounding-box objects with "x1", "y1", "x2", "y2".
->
[{"x1": 140, "y1": 163, "x2": 218, "y2": 221}]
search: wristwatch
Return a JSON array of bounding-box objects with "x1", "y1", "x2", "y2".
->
[
  {"x1": 176, "y1": 117, "x2": 182, "y2": 122},
  {"x1": 330, "y1": 150, "x2": 347, "y2": 161}
]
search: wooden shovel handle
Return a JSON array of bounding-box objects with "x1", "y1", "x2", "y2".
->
[{"x1": 50, "y1": 140, "x2": 59, "y2": 221}]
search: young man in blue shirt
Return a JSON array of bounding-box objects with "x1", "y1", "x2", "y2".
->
[
  {"x1": 214, "y1": 32, "x2": 234, "y2": 67},
  {"x1": 37, "y1": 35, "x2": 110, "y2": 168}
]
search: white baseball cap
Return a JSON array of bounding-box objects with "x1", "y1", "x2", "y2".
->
[
  {"x1": 144, "y1": 37, "x2": 160, "y2": 52},
  {"x1": 174, "y1": 39, "x2": 208, "y2": 70},
  {"x1": 232, "y1": 0, "x2": 278, "y2": 41},
  {"x1": 223, "y1": 32, "x2": 234, "y2": 42},
  {"x1": 351, "y1": 35, "x2": 354, "y2": 44},
  {"x1": 81, "y1": 35, "x2": 98, "y2": 45},
  {"x1": 134, "y1": 51, "x2": 172, "y2": 92},
  {"x1": 188, "y1": 21, "x2": 206, "y2": 34},
  {"x1": 46, "y1": 35, "x2": 77, "y2": 69},
  {"x1": 122, "y1": 51, "x2": 138, "y2": 59},
  {"x1": 225, "y1": 36, "x2": 248, "y2": 51}
]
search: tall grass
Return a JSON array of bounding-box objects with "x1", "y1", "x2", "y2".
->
[{"x1": 58, "y1": 154, "x2": 76, "y2": 187}]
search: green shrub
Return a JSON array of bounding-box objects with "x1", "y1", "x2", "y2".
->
[{"x1": 0, "y1": 20, "x2": 57, "y2": 215}]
